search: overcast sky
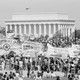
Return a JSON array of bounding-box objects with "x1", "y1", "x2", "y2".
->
[{"x1": 0, "y1": 0, "x2": 80, "y2": 29}]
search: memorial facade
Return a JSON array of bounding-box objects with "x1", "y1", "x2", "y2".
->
[{"x1": 5, "y1": 13, "x2": 75, "y2": 38}]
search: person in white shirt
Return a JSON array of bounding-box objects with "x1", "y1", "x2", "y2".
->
[
  {"x1": 19, "y1": 60, "x2": 23, "y2": 68},
  {"x1": 2, "y1": 61, "x2": 5, "y2": 70},
  {"x1": 37, "y1": 65, "x2": 41, "y2": 72},
  {"x1": 19, "y1": 60, "x2": 23, "y2": 76},
  {"x1": 30, "y1": 58, "x2": 32, "y2": 63},
  {"x1": 51, "y1": 71, "x2": 56, "y2": 78},
  {"x1": 43, "y1": 71, "x2": 47, "y2": 78}
]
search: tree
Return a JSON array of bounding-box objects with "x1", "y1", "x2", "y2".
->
[
  {"x1": 0, "y1": 27, "x2": 6, "y2": 36},
  {"x1": 40, "y1": 35, "x2": 44, "y2": 39},
  {"x1": 71, "y1": 30, "x2": 80, "y2": 39},
  {"x1": 7, "y1": 51, "x2": 16, "y2": 59},
  {"x1": 45, "y1": 34, "x2": 49, "y2": 40},
  {"x1": 53, "y1": 30, "x2": 63, "y2": 39},
  {"x1": 39, "y1": 35, "x2": 44, "y2": 42}
]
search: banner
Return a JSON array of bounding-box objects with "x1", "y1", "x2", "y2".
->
[
  {"x1": 22, "y1": 42, "x2": 42, "y2": 51},
  {"x1": 22, "y1": 42, "x2": 43, "y2": 57},
  {"x1": 45, "y1": 44, "x2": 69, "y2": 59},
  {"x1": 68, "y1": 44, "x2": 80, "y2": 57}
]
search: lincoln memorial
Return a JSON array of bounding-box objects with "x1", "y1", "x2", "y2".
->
[{"x1": 5, "y1": 13, "x2": 75, "y2": 38}]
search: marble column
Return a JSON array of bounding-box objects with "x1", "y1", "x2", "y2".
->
[
  {"x1": 44, "y1": 24, "x2": 46, "y2": 36},
  {"x1": 29, "y1": 24, "x2": 31, "y2": 36},
  {"x1": 54, "y1": 24, "x2": 56, "y2": 34},
  {"x1": 70, "y1": 24, "x2": 72, "y2": 36},
  {"x1": 34, "y1": 24, "x2": 36, "y2": 36},
  {"x1": 7, "y1": 25, "x2": 10, "y2": 32},
  {"x1": 49, "y1": 24, "x2": 51, "y2": 37},
  {"x1": 62, "y1": 24, "x2": 64, "y2": 37},
  {"x1": 39, "y1": 24, "x2": 42, "y2": 36},
  {"x1": 67, "y1": 27, "x2": 68, "y2": 37},
  {"x1": 68, "y1": 25, "x2": 70, "y2": 37},
  {"x1": 15, "y1": 25, "x2": 17, "y2": 35},
  {"x1": 65, "y1": 24, "x2": 67, "y2": 37},
  {"x1": 72, "y1": 24, "x2": 75, "y2": 33},
  {"x1": 71, "y1": 24, "x2": 74, "y2": 35},
  {"x1": 22, "y1": 25, "x2": 24, "y2": 35},
  {"x1": 64, "y1": 24, "x2": 66, "y2": 36},
  {"x1": 68, "y1": 28, "x2": 70, "y2": 37},
  {"x1": 6, "y1": 25, "x2": 8, "y2": 32},
  {"x1": 58, "y1": 24, "x2": 61, "y2": 31},
  {"x1": 10, "y1": 24, "x2": 12, "y2": 31},
  {"x1": 60, "y1": 24, "x2": 63, "y2": 35},
  {"x1": 6, "y1": 25, "x2": 8, "y2": 36},
  {"x1": 24, "y1": 24, "x2": 26, "y2": 35},
  {"x1": 19, "y1": 24, "x2": 21, "y2": 35}
]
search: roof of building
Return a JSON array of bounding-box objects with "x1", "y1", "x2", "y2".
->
[
  {"x1": 5, "y1": 12, "x2": 75, "y2": 24},
  {"x1": 12, "y1": 13, "x2": 69, "y2": 20}
]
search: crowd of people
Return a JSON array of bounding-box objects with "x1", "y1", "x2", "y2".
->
[
  {"x1": 28, "y1": 35, "x2": 76, "y2": 48},
  {"x1": 0, "y1": 34, "x2": 80, "y2": 80},
  {"x1": 0, "y1": 53, "x2": 80, "y2": 80},
  {"x1": 0, "y1": 71, "x2": 23, "y2": 80}
]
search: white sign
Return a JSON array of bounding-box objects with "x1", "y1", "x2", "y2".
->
[
  {"x1": 3, "y1": 43, "x2": 11, "y2": 51},
  {"x1": 46, "y1": 44, "x2": 69, "y2": 59},
  {"x1": 22, "y1": 42, "x2": 42, "y2": 51},
  {"x1": 68, "y1": 44, "x2": 80, "y2": 57}
]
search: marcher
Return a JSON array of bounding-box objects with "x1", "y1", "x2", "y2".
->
[{"x1": 27, "y1": 60, "x2": 31, "y2": 77}]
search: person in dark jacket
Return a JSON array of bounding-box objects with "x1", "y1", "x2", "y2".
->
[{"x1": 27, "y1": 60, "x2": 31, "y2": 77}]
